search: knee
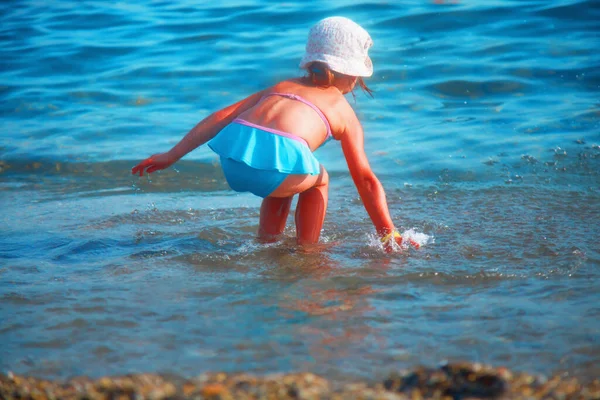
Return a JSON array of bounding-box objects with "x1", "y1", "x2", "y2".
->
[{"x1": 317, "y1": 166, "x2": 329, "y2": 187}]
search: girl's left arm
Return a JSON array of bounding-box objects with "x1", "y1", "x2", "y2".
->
[{"x1": 132, "y1": 90, "x2": 264, "y2": 176}]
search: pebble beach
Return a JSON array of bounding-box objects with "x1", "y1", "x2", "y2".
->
[{"x1": 1, "y1": 0, "x2": 599, "y2": 392}]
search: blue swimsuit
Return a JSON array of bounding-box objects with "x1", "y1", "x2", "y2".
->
[{"x1": 208, "y1": 93, "x2": 332, "y2": 198}]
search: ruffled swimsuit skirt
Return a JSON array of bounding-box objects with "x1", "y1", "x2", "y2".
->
[{"x1": 208, "y1": 119, "x2": 322, "y2": 198}]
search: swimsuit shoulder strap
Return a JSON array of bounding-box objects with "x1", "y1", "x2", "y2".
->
[{"x1": 263, "y1": 92, "x2": 332, "y2": 139}]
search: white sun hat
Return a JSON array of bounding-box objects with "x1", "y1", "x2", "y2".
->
[{"x1": 300, "y1": 16, "x2": 373, "y2": 77}]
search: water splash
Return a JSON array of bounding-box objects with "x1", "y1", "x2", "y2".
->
[
  {"x1": 401, "y1": 228, "x2": 434, "y2": 249},
  {"x1": 367, "y1": 229, "x2": 433, "y2": 252}
]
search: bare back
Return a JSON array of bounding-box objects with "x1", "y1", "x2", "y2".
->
[{"x1": 237, "y1": 79, "x2": 356, "y2": 151}]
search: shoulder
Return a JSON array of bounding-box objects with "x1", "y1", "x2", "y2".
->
[
  {"x1": 267, "y1": 78, "x2": 304, "y2": 93},
  {"x1": 265, "y1": 79, "x2": 362, "y2": 140},
  {"x1": 323, "y1": 93, "x2": 361, "y2": 142}
]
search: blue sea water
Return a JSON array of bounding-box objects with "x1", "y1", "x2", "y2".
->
[{"x1": 1, "y1": 0, "x2": 599, "y2": 382}]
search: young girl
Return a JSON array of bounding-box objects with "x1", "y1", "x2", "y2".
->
[{"x1": 132, "y1": 16, "x2": 417, "y2": 250}]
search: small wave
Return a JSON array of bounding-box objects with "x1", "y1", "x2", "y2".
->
[
  {"x1": 46, "y1": 10, "x2": 137, "y2": 31},
  {"x1": 429, "y1": 80, "x2": 529, "y2": 98},
  {"x1": 162, "y1": 33, "x2": 228, "y2": 46},
  {"x1": 376, "y1": 6, "x2": 517, "y2": 32},
  {"x1": 533, "y1": 0, "x2": 600, "y2": 22}
]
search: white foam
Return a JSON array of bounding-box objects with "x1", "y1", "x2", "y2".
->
[
  {"x1": 368, "y1": 228, "x2": 433, "y2": 252},
  {"x1": 401, "y1": 228, "x2": 433, "y2": 249}
]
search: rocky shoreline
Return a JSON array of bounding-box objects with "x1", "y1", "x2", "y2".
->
[{"x1": 1, "y1": 362, "x2": 599, "y2": 400}]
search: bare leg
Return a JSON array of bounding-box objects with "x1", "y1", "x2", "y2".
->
[
  {"x1": 295, "y1": 166, "x2": 329, "y2": 245},
  {"x1": 268, "y1": 166, "x2": 330, "y2": 245},
  {"x1": 258, "y1": 196, "x2": 292, "y2": 241}
]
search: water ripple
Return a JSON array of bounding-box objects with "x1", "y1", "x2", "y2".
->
[{"x1": 1, "y1": 0, "x2": 599, "y2": 383}]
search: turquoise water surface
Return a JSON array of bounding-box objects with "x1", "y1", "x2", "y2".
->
[{"x1": 1, "y1": 0, "x2": 599, "y2": 381}]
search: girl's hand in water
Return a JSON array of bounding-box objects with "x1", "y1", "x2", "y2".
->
[
  {"x1": 131, "y1": 152, "x2": 175, "y2": 176},
  {"x1": 382, "y1": 230, "x2": 420, "y2": 253}
]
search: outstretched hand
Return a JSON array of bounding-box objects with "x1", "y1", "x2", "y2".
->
[
  {"x1": 131, "y1": 153, "x2": 175, "y2": 176},
  {"x1": 382, "y1": 230, "x2": 420, "y2": 253},
  {"x1": 397, "y1": 235, "x2": 421, "y2": 250}
]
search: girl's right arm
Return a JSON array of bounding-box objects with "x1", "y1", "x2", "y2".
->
[{"x1": 132, "y1": 90, "x2": 265, "y2": 176}]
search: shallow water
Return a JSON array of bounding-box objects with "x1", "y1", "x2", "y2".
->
[{"x1": 1, "y1": 0, "x2": 599, "y2": 382}]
